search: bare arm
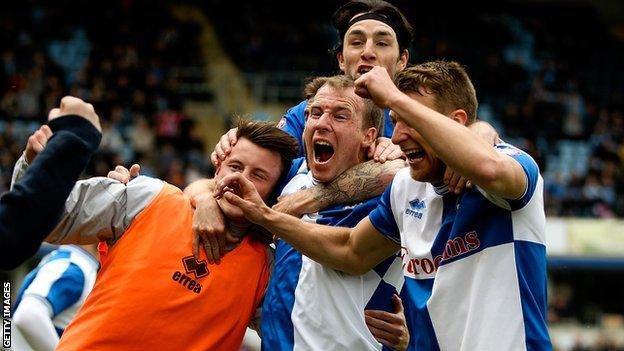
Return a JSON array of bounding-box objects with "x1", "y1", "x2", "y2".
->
[
  {"x1": 274, "y1": 159, "x2": 405, "y2": 217},
  {"x1": 215, "y1": 172, "x2": 399, "y2": 274},
  {"x1": 356, "y1": 67, "x2": 526, "y2": 199}
]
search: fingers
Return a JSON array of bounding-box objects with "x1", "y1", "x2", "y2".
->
[
  {"x1": 48, "y1": 108, "x2": 61, "y2": 120},
  {"x1": 214, "y1": 128, "x2": 238, "y2": 163},
  {"x1": 50, "y1": 96, "x2": 102, "y2": 132},
  {"x1": 129, "y1": 164, "x2": 141, "y2": 178},
  {"x1": 392, "y1": 294, "x2": 404, "y2": 314},
  {"x1": 207, "y1": 234, "x2": 221, "y2": 264},
  {"x1": 40, "y1": 125, "x2": 53, "y2": 138},
  {"x1": 373, "y1": 142, "x2": 390, "y2": 162},
  {"x1": 25, "y1": 125, "x2": 54, "y2": 163},
  {"x1": 210, "y1": 151, "x2": 220, "y2": 167},
  {"x1": 214, "y1": 173, "x2": 253, "y2": 199},
  {"x1": 192, "y1": 230, "x2": 201, "y2": 260},
  {"x1": 365, "y1": 312, "x2": 402, "y2": 349}
]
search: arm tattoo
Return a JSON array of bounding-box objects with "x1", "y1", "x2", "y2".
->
[{"x1": 312, "y1": 159, "x2": 404, "y2": 208}]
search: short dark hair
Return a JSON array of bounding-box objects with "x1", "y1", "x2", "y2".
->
[
  {"x1": 235, "y1": 119, "x2": 299, "y2": 174},
  {"x1": 394, "y1": 61, "x2": 478, "y2": 124},
  {"x1": 304, "y1": 75, "x2": 383, "y2": 135},
  {"x1": 332, "y1": 0, "x2": 414, "y2": 56}
]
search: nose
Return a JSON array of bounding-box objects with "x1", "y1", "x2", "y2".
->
[
  {"x1": 315, "y1": 112, "x2": 332, "y2": 132},
  {"x1": 391, "y1": 120, "x2": 407, "y2": 144},
  {"x1": 361, "y1": 40, "x2": 376, "y2": 61}
]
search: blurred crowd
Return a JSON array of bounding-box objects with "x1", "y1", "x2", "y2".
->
[
  {"x1": 0, "y1": 0, "x2": 210, "y2": 193},
  {"x1": 2, "y1": 1, "x2": 623, "y2": 218}
]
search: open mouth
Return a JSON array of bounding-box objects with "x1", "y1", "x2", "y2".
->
[
  {"x1": 404, "y1": 148, "x2": 426, "y2": 163},
  {"x1": 314, "y1": 141, "x2": 335, "y2": 164},
  {"x1": 356, "y1": 65, "x2": 373, "y2": 77}
]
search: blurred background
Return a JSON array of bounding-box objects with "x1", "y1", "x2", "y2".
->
[{"x1": 0, "y1": 0, "x2": 623, "y2": 350}]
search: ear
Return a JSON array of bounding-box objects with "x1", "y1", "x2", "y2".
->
[
  {"x1": 397, "y1": 49, "x2": 409, "y2": 72},
  {"x1": 337, "y1": 51, "x2": 346, "y2": 73},
  {"x1": 450, "y1": 109, "x2": 468, "y2": 126},
  {"x1": 361, "y1": 127, "x2": 378, "y2": 149}
]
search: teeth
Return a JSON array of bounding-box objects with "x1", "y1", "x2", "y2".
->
[
  {"x1": 315, "y1": 141, "x2": 331, "y2": 146},
  {"x1": 404, "y1": 149, "x2": 424, "y2": 160}
]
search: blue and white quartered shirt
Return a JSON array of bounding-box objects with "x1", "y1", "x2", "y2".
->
[
  {"x1": 13, "y1": 245, "x2": 98, "y2": 336},
  {"x1": 261, "y1": 158, "x2": 404, "y2": 351},
  {"x1": 369, "y1": 143, "x2": 552, "y2": 351}
]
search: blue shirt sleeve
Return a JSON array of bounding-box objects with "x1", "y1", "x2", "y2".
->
[
  {"x1": 46, "y1": 263, "x2": 85, "y2": 316},
  {"x1": 278, "y1": 100, "x2": 308, "y2": 157},
  {"x1": 368, "y1": 183, "x2": 401, "y2": 244},
  {"x1": 382, "y1": 109, "x2": 394, "y2": 138},
  {"x1": 495, "y1": 144, "x2": 540, "y2": 210}
]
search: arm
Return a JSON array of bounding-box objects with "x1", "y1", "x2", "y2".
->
[
  {"x1": 273, "y1": 159, "x2": 405, "y2": 217},
  {"x1": 46, "y1": 176, "x2": 163, "y2": 245},
  {"x1": 215, "y1": 172, "x2": 400, "y2": 274},
  {"x1": 184, "y1": 178, "x2": 232, "y2": 263},
  {"x1": 13, "y1": 296, "x2": 60, "y2": 351},
  {"x1": 356, "y1": 67, "x2": 526, "y2": 199},
  {"x1": 0, "y1": 100, "x2": 102, "y2": 269}
]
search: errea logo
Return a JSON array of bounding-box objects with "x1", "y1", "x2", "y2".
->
[
  {"x1": 405, "y1": 198, "x2": 426, "y2": 219},
  {"x1": 171, "y1": 256, "x2": 209, "y2": 294}
]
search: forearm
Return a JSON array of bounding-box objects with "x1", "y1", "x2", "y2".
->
[
  {"x1": 311, "y1": 159, "x2": 405, "y2": 209},
  {"x1": 260, "y1": 209, "x2": 368, "y2": 274},
  {"x1": 389, "y1": 94, "x2": 520, "y2": 196},
  {"x1": 184, "y1": 178, "x2": 215, "y2": 198}
]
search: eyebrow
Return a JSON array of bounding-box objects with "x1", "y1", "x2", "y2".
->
[{"x1": 347, "y1": 28, "x2": 395, "y2": 39}]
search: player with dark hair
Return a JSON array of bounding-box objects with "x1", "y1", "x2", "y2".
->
[{"x1": 13, "y1": 119, "x2": 299, "y2": 350}]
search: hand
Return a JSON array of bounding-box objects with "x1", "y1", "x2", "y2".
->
[
  {"x1": 469, "y1": 120, "x2": 500, "y2": 146},
  {"x1": 368, "y1": 137, "x2": 404, "y2": 163},
  {"x1": 444, "y1": 166, "x2": 472, "y2": 195},
  {"x1": 354, "y1": 67, "x2": 402, "y2": 109},
  {"x1": 191, "y1": 193, "x2": 237, "y2": 264},
  {"x1": 272, "y1": 189, "x2": 319, "y2": 218},
  {"x1": 107, "y1": 164, "x2": 140, "y2": 184},
  {"x1": 210, "y1": 128, "x2": 238, "y2": 167},
  {"x1": 443, "y1": 121, "x2": 500, "y2": 194},
  {"x1": 365, "y1": 294, "x2": 409, "y2": 351},
  {"x1": 214, "y1": 172, "x2": 270, "y2": 225},
  {"x1": 25, "y1": 125, "x2": 53, "y2": 164},
  {"x1": 48, "y1": 96, "x2": 102, "y2": 132}
]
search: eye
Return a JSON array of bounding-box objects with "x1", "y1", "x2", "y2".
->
[
  {"x1": 309, "y1": 108, "x2": 322, "y2": 119},
  {"x1": 335, "y1": 115, "x2": 348, "y2": 121},
  {"x1": 228, "y1": 163, "x2": 242, "y2": 171},
  {"x1": 377, "y1": 41, "x2": 389, "y2": 47},
  {"x1": 253, "y1": 172, "x2": 268, "y2": 181}
]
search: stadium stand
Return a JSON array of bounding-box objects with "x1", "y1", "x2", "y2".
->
[{"x1": 1, "y1": 1, "x2": 623, "y2": 350}]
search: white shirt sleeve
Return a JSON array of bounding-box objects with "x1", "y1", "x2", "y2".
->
[
  {"x1": 45, "y1": 176, "x2": 164, "y2": 245},
  {"x1": 13, "y1": 295, "x2": 59, "y2": 351}
]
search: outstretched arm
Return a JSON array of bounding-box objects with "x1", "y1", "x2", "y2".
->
[
  {"x1": 215, "y1": 172, "x2": 399, "y2": 274},
  {"x1": 274, "y1": 158, "x2": 405, "y2": 217}
]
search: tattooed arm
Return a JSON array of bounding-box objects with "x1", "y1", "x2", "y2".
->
[{"x1": 272, "y1": 159, "x2": 405, "y2": 217}]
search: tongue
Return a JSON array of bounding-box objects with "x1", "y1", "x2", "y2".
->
[{"x1": 317, "y1": 149, "x2": 333, "y2": 162}]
